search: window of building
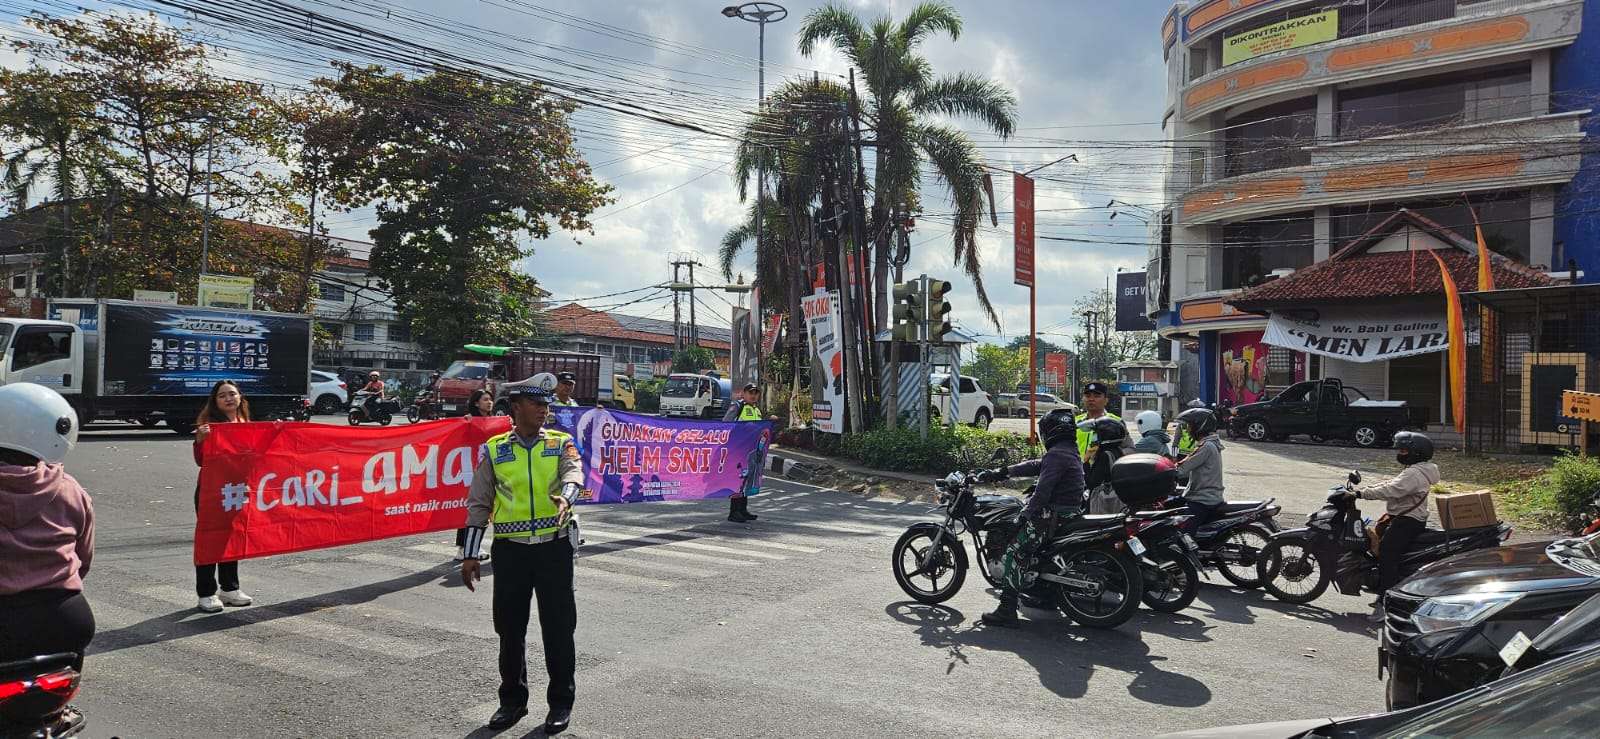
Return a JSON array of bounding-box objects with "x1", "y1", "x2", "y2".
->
[
  {"x1": 354, "y1": 324, "x2": 376, "y2": 342},
  {"x1": 613, "y1": 346, "x2": 631, "y2": 361},
  {"x1": 350, "y1": 358, "x2": 375, "y2": 368},
  {"x1": 1223, "y1": 97, "x2": 1316, "y2": 177},
  {"x1": 1221, "y1": 212, "x2": 1316, "y2": 289},
  {"x1": 317, "y1": 322, "x2": 343, "y2": 340},
  {"x1": 1330, "y1": 190, "x2": 1532, "y2": 263},
  {"x1": 631, "y1": 347, "x2": 649, "y2": 363},
  {"x1": 383, "y1": 360, "x2": 412, "y2": 370},
  {"x1": 1336, "y1": 64, "x2": 1531, "y2": 139},
  {"x1": 388, "y1": 322, "x2": 411, "y2": 343},
  {"x1": 10, "y1": 273, "x2": 27, "y2": 291},
  {"x1": 319, "y1": 281, "x2": 345, "y2": 302},
  {"x1": 576, "y1": 342, "x2": 595, "y2": 353},
  {"x1": 1339, "y1": 0, "x2": 1454, "y2": 37}
]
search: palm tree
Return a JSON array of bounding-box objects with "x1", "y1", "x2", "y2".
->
[
  {"x1": 721, "y1": 78, "x2": 854, "y2": 342},
  {"x1": 798, "y1": 1, "x2": 1017, "y2": 329}
]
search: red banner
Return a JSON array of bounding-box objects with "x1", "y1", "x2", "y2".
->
[
  {"x1": 1013, "y1": 173, "x2": 1035, "y2": 287},
  {"x1": 194, "y1": 417, "x2": 510, "y2": 564}
]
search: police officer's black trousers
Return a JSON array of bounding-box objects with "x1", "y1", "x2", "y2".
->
[{"x1": 491, "y1": 537, "x2": 577, "y2": 711}]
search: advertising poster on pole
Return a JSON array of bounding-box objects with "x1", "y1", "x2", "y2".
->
[
  {"x1": 1013, "y1": 173, "x2": 1035, "y2": 287},
  {"x1": 802, "y1": 290, "x2": 845, "y2": 434}
]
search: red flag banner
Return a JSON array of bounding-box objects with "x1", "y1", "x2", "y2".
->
[
  {"x1": 194, "y1": 417, "x2": 510, "y2": 564},
  {"x1": 1013, "y1": 172, "x2": 1035, "y2": 287},
  {"x1": 1428, "y1": 251, "x2": 1468, "y2": 433}
]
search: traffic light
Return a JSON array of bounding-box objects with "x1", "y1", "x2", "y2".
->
[
  {"x1": 925, "y1": 278, "x2": 952, "y2": 340},
  {"x1": 891, "y1": 280, "x2": 922, "y2": 342}
]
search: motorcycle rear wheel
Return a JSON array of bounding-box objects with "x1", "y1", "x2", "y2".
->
[
  {"x1": 1258, "y1": 538, "x2": 1330, "y2": 604},
  {"x1": 1141, "y1": 545, "x2": 1200, "y2": 613},
  {"x1": 1051, "y1": 545, "x2": 1143, "y2": 628},
  {"x1": 891, "y1": 527, "x2": 968, "y2": 604},
  {"x1": 1214, "y1": 525, "x2": 1272, "y2": 589},
  {"x1": 406, "y1": 406, "x2": 421, "y2": 424}
]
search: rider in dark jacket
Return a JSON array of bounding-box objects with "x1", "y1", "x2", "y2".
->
[{"x1": 972, "y1": 408, "x2": 1085, "y2": 626}]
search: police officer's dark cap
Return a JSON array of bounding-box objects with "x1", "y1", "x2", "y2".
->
[
  {"x1": 1082, "y1": 381, "x2": 1110, "y2": 396},
  {"x1": 507, "y1": 385, "x2": 552, "y2": 404},
  {"x1": 556, "y1": 372, "x2": 577, "y2": 384},
  {"x1": 742, "y1": 382, "x2": 759, "y2": 392}
]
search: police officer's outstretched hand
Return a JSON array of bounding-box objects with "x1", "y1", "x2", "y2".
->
[
  {"x1": 552, "y1": 495, "x2": 572, "y2": 527},
  {"x1": 461, "y1": 559, "x2": 481, "y2": 592}
]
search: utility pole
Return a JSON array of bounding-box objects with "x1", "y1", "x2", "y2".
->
[
  {"x1": 846, "y1": 69, "x2": 878, "y2": 407},
  {"x1": 687, "y1": 260, "x2": 700, "y2": 348},
  {"x1": 836, "y1": 71, "x2": 867, "y2": 432},
  {"x1": 200, "y1": 115, "x2": 215, "y2": 280},
  {"x1": 300, "y1": 161, "x2": 319, "y2": 313},
  {"x1": 672, "y1": 261, "x2": 684, "y2": 352}
]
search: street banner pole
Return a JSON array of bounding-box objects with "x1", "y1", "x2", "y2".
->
[{"x1": 1014, "y1": 172, "x2": 1037, "y2": 441}]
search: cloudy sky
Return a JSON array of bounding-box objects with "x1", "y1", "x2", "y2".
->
[{"x1": 3, "y1": 0, "x2": 1175, "y2": 347}]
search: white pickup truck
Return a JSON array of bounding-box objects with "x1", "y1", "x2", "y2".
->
[{"x1": 929, "y1": 373, "x2": 995, "y2": 429}]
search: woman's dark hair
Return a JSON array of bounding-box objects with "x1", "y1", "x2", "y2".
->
[
  {"x1": 468, "y1": 389, "x2": 493, "y2": 417},
  {"x1": 196, "y1": 380, "x2": 251, "y2": 426}
]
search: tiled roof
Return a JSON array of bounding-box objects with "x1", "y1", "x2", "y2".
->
[
  {"x1": 545, "y1": 303, "x2": 732, "y2": 351},
  {"x1": 1230, "y1": 209, "x2": 1556, "y2": 309}
]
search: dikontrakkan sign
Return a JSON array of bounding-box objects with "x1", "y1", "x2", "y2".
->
[
  {"x1": 1222, "y1": 10, "x2": 1339, "y2": 66},
  {"x1": 1264, "y1": 309, "x2": 1447, "y2": 363}
]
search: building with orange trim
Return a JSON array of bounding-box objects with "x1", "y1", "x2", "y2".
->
[{"x1": 1148, "y1": 0, "x2": 1596, "y2": 420}]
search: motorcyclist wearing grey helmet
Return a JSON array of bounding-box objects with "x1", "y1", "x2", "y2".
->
[
  {"x1": 971, "y1": 408, "x2": 1085, "y2": 627},
  {"x1": 1353, "y1": 431, "x2": 1439, "y2": 620}
]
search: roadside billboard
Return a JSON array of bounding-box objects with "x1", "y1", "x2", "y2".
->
[
  {"x1": 1223, "y1": 10, "x2": 1338, "y2": 66},
  {"x1": 198, "y1": 273, "x2": 255, "y2": 310}
]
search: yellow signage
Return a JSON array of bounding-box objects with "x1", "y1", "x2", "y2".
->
[
  {"x1": 1564, "y1": 390, "x2": 1600, "y2": 423},
  {"x1": 198, "y1": 273, "x2": 255, "y2": 311},
  {"x1": 1223, "y1": 10, "x2": 1339, "y2": 66}
]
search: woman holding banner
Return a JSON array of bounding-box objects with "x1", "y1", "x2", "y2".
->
[
  {"x1": 453, "y1": 389, "x2": 497, "y2": 562},
  {"x1": 192, "y1": 381, "x2": 253, "y2": 613}
]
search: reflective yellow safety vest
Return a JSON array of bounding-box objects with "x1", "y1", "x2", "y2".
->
[
  {"x1": 1176, "y1": 428, "x2": 1197, "y2": 455},
  {"x1": 489, "y1": 429, "x2": 574, "y2": 539},
  {"x1": 1076, "y1": 411, "x2": 1123, "y2": 459},
  {"x1": 738, "y1": 403, "x2": 763, "y2": 421}
]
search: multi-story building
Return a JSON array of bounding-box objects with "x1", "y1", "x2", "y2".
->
[
  {"x1": 1150, "y1": 0, "x2": 1595, "y2": 433},
  {"x1": 310, "y1": 238, "x2": 433, "y2": 373},
  {"x1": 544, "y1": 302, "x2": 731, "y2": 372}
]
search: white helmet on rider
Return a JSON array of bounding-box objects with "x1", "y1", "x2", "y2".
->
[
  {"x1": 1135, "y1": 410, "x2": 1164, "y2": 436},
  {"x1": 0, "y1": 383, "x2": 79, "y2": 465}
]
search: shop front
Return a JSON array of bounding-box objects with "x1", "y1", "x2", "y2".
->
[{"x1": 1158, "y1": 290, "x2": 1309, "y2": 405}]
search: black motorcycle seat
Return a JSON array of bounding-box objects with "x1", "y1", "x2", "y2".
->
[
  {"x1": 1216, "y1": 501, "x2": 1266, "y2": 514},
  {"x1": 1058, "y1": 513, "x2": 1125, "y2": 532},
  {"x1": 1411, "y1": 524, "x2": 1501, "y2": 546},
  {"x1": 1134, "y1": 508, "x2": 1188, "y2": 520}
]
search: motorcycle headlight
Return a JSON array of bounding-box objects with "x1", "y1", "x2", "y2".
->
[{"x1": 1411, "y1": 592, "x2": 1522, "y2": 634}]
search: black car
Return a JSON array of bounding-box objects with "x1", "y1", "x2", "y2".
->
[
  {"x1": 1157, "y1": 641, "x2": 1600, "y2": 738},
  {"x1": 1380, "y1": 532, "x2": 1600, "y2": 709},
  {"x1": 1230, "y1": 378, "x2": 1422, "y2": 448}
]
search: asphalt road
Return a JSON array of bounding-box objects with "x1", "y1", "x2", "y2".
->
[{"x1": 66, "y1": 419, "x2": 1389, "y2": 739}]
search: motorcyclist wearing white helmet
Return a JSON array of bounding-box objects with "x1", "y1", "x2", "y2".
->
[
  {"x1": 1132, "y1": 410, "x2": 1173, "y2": 457},
  {"x1": 0, "y1": 383, "x2": 96, "y2": 671}
]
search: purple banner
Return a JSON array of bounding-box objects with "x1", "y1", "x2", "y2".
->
[{"x1": 547, "y1": 407, "x2": 774, "y2": 504}]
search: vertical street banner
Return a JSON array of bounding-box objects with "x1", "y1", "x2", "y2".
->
[
  {"x1": 802, "y1": 290, "x2": 845, "y2": 434},
  {"x1": 194, "y1": 417, "x2": 511, "y2": 563},
  {"x1": 1013, "y1": 173, "x2": 1035, "y2": 287},
  {"x1": 547, "y1": 407, "x2": 774, "y2": 504},
  {"x1": 1046, "y1": 353, "x2": 1069, "y2": 391},
  {"x1": 761, "y1": 313, "x2": 784, "y2": 355},
  {"x1": 731, "y1": 306, "x2": 760, "y2": 390},
  {"x1": 1115, "y1": 271, "x2": 1157, "y2": 331}
]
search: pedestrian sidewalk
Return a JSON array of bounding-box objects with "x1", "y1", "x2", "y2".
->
[{"x1": 766, "y1": 445, "x2": 934, "y2": 485}]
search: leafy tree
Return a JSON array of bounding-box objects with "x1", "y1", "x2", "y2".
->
[
  {"x1": 799, "y1": 2, "x2": 1017, "y2": 329},
  {"x1": 315, "y1": 64, "x2": 611, "y2": 354},
  {"x1": 962, "y1": 343, "x2": 1028, "y2": 397},
  {"x1": 672, "y1": 347, "x2": 715, "y2": 373}
]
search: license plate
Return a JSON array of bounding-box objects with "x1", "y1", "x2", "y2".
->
[
  {"x1": 444, "y1": 404, "x2": 458, "y2": 411},
  {"x1": 1181, "y1": 534, "x2": 1199, "y2": 551},
  {"x1": 1499, "y1": 631, "x2": 1533, "y2": 668},
  {"x1": 1127, "y1": 536, "x2": 1147, "y2": 556}
]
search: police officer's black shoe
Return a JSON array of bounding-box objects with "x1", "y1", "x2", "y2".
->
[
  {"x1": 1019, "y1": 592, "x2": 1049, "y2": 609},
  {"x1": 981, "y1": 593, "x2": 1020, "y2": 627},
  {"x1": 738, "y1": 497, "x2": 758, "y2": 520},
  {"x1": 544, "y1": 707, "x2": 572, "y2": 734},
  {"x1": 486, "y1": 705, "x2": 527, "y2": 730}
]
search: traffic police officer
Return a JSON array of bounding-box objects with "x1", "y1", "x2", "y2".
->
[
  {"x1": 1074, "y1": 381, "x2": 1131, "y2": 459},
  {"x1": 461, "y1": 385, "x2": 585, "y2": 734},
  {"x1": 723, "y1": 382, "x2": 766, "y2": 522},
  {"x1": 552, "y1": 371, "x2": 580, "y2": 407}
]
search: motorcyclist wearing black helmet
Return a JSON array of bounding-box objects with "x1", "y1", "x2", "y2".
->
[
  {"x1": 971, "y1": 408, "x2": 1086, "y2": 627},
  {"x1": 1175, "y1": 407, "x2": 1226, "y2": 531},
  {"x1": 1353, "y1": 430, "x2": 1438, "y2": 620},
  {"x1": 1081, "y1": 416, "x2": 1132, "y2": 514}
]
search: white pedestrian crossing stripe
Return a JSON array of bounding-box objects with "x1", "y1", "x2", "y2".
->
[
  {"x1": 131, "y1": 585, "x2": 442, "y2": 660},
  {"x1": 579, "y1": 528, "x2": 788, "y2": 560},
  {"x1": 91, "y1": 600, "x2": 363, "y2": 682}
]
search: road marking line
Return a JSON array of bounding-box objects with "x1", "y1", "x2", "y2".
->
[
  {"x1": 578, "y1": 548, "x2": 719, "y2": 578},
  {"x1": 89, "y1": 600, "x2": 361, "y2": 682},
  {"x1": 133, "y1": 585, "x2": 440, "y2": 660},
  {"x1": 583, "y1": 522, "x2": 823, "y2": 554},
  {"x1": 575, "y1": 564, "x2": 676, "y2": 589},
  {"x1": 580, "y1": 539, "x2": 753, "y2": 567},
  {"x1": 407, "y1": 542, "x2": 461, "y2": 557},
  {"x1": 349, "y1": 551, "x2": 451, "y2": 571},
  {"x1": 580, "y1": 528, "x2": 788, "y2": 560},
  {"x1": 762, "y1": 519, "x2": 903, "y2": 536}
]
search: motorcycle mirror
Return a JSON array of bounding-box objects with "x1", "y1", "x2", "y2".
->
[
  {"x1": 990, "y1": 447, "x2": 1011, "y2": 464},
  {"x1": 1348, "y1": 470, "x2": 1362, "y2": 485}
]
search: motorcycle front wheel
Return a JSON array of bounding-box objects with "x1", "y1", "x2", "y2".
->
[
  {"x1": 891, "y1": 527, "x2": 968, "y2": 604},
  {"x1": 1258, "y1": 538, "x2": 1330, "y2": 604},
  {"x1": 1051, "y1": 545, "x2": 1143, "y2": 628},
  {"x1": 1214, "y1": 525, "x2": 1273, "y2": 589},
  {"x1": 347, "y1": 410, "x2": 361, "y2": 426},
  {"x1": 1141, "y1": 545, "x2": 1200, "y2": 613},
  {"x1": 406, "y1": 405, "x2": 421, "y2": 424}
]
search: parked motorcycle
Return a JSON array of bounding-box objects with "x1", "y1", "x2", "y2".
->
[
  {"x1": 1122, "y1": 512, "x2": 1205, "y2": 613},
  {"x1": 0, "y1": 652, "x2": 85, "y2": 737},
  {"x1": 890, "y1": 450, "x2": 1147, "y2": 628},
  {"x1": 1580, "y1": 489, "x2": 1600, "y2": 536},
  {"x1": 1256, "y1": 471, "x2": 1512, "y2": 604},
  {"x1": 347, "y1": 391, "x2": 400, "y2": 426},
  {"x1": 405, "y1": 391, "x2": 445, "y2": 424},
  {"x1": 288, "y1": 398, "x2": 313, "y2": 422}
]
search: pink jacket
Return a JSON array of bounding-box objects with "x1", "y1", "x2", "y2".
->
[{"x1": 0, "y1": 462, "x2": 95, "y2": 595}]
